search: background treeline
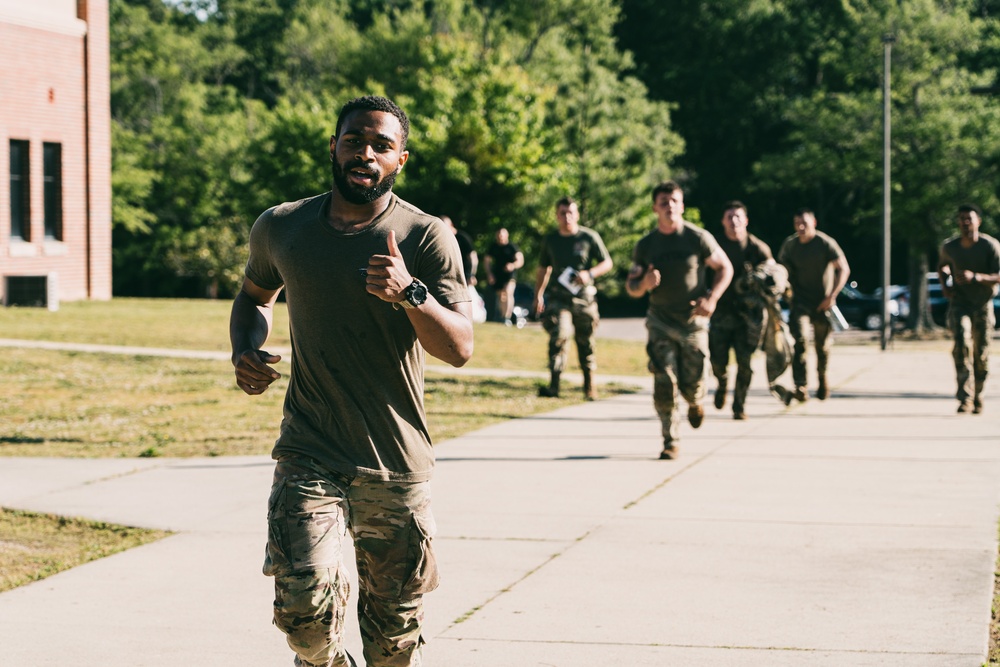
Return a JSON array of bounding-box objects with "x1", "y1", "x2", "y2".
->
[{"x1": 111, "y1": 0, "x2": 1000, "y2": 329}]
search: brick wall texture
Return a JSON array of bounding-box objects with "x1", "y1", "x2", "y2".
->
[{"x1": 0, "y1": 0, "x2": 112, "y2": 303}]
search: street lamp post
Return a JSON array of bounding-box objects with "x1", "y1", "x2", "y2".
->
[{"x1": 881, "y1": 34, "x2": 895, "y2": 351}]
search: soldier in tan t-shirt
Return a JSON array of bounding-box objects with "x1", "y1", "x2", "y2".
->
[
  {"x1": 533, "y1": 196, "x2": 614, "y2": 400},
  {"x1": 230, "y1": 96, "x2": 473, "y2": 667},
  {"x1": 626, "y1": 181, "x2": 733, "y2": 460},
  {"x1": 938, "y1": 204, "x2": 1000, "y2": 414},
  {"x1": 778, "y1": 208, "x2": 851, "y2": 403}
]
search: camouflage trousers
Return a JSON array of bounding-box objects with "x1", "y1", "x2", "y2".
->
[
  {"x1": 264, "y1": 458, "x2": 439, "y2": 667},
  {"x1": 709, "y1": 311, "x2": 764, "y2": 414},
  {"x1": 788, "y1": 307, "x2": 833, "y2": 388},
  {"x1": 948, "y1": 301, "x2": 994, "y2": 402},
  {"x1": 540, "y1": 295, "x2": 600, "y2": 372},
  {"x1": 646, "y1": 311, "x2": 710, "y2": 443}
]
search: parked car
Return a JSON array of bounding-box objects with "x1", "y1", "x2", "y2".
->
[
  {"x1": 928, "y1": 281, "x2": 948, "y2": 326},
  {"x1": 872, "y1": 285, "x2": 910, "y2": 320},
  {"x1": 837, "y1": 283, "x2": 903, "y2": 331}
]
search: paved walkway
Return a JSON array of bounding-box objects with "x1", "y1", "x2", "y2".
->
[{"x1": 1, "y1": 337, "x2": 999, "y2": 666}]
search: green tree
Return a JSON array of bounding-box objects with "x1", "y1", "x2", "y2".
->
[
  {"x1": 750, "y1": 0, "x2": 1000, "y2": 330},
  {"x1": 616, "y1": 0, "x2": 824, "y2": 238},
  {"x1": 111, "y1": 0, "x2": 260, "y2": 297},
  {"x1": 109, "y1": 0, "x2": 683, "y2": 297},
  {"x1": 618, "y1": 0, "x2": 1000, "y2": 329},
  {"x1": 269, "y1": 0, "x2": 682, "y2": 286}
]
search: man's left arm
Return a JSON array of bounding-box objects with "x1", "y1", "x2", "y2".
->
[
  {"x1": 819, "y1": 255, "x2": 851, "y2": 312},
  {"x1": 694, "y1": 248, "x2": 733, "y2": 317},
  {"x1": 578, "y1": 231, "x2": 614, "y2": 286},
  {"x1": 956, "y1": 268, "x2": 1000, "y2": 286},
  {"x1": 366, "y1": 230, "x2": 473, "y2": 367},
  {"x1": 404, "y1": 301, "x2": 474, "y2": 367},
  {"x1": 956, "y1": 240, "x2": 1000, "y2": 286},
  {"x1": 511, "y1": 250, "x2": 525, "y2": 272},
  {"x1": 468, "y1": 249, "x2": 479, "y2": 286},
  {"x1": 753, "y1": 237, "x2": 775, "y2": 271},
  {"x1": 578, "y1": 257, "x2": 614, "y2": 286}
]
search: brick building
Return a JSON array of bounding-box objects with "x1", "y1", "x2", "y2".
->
[{"x1": 0, "y1": 0, "x2": 111, "y2": 307}]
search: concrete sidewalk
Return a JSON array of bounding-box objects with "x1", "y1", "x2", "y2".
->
[{"x1": 1, "y1": 342, "x2": 998, "y2": 666}]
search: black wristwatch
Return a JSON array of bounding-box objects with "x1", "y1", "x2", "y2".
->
[{"x1": 399, "y1": 279, "x2": 428, "y2": 309}]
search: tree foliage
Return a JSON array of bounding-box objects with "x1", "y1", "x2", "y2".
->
[
  {"x1": 111, "y1": 0, "x2": 1000, "y2": 316},
  {"x1": 745, "y1": 1, "x2": 1000, "y2": 328},
  {"x1": 617, "y1": 0, "x2": 1000, "y2": 308},
  {"x1": 110, "y1": 0, "x2": 680, "y2": 297}
]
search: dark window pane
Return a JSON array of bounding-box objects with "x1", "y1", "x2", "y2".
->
[
  {"x1": 43, "y1": 142, "x2": 62, "y2": 240},
  {"x1": 9, "y1": 140, "x2": 30, "y2": 240}
]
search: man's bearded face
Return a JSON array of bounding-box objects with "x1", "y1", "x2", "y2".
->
[{"x1": 332, "y1": 156, "x2": 399, "y2": 205}]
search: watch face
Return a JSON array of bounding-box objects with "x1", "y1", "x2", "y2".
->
[{"x1": 408, "y1": 281, "x2": 428, "y2": 305}]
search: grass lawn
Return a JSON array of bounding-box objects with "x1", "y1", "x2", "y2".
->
[
  {"x1": 0, "y1": 509, "x2": 168, "y2": 592},
  {"x1": 0, "y1": 348, "x2": 637, "y2": 458},
  {"x1": 0, "y1": 296, "x2": 649, "y2": 376},
  {"x1": 0, "y1": 297, "x2": 645, "y2": 591}
]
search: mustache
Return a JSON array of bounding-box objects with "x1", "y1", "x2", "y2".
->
[{"x1": 343, "y1": 159, "x2": 376, "y2": 174}]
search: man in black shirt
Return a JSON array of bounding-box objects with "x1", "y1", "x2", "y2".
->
[{"x1": 485, "y1": 227, "x2": 524, "y2": 325}]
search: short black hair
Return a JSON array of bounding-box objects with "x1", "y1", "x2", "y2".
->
[
  {"x1": 723, "y1": 200, "x2": 747, "y2": 214},
  {"x1": 335, "y1": 95, "x2": 410, "y2": 149},
  {"x1": 794, "y1": 207, "x2": 815, "y2": 218},
  {"x1": 958, "y1": 203, "x2": 983, "y2": 217},
  {"x1": 652, "y1": 180, "x2": 682, "y2": 203},
  {"x1": 555, "y1": 196, "x2": 576, "y2": 209}
]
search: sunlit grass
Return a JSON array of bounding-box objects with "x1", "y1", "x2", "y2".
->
[
  {"x1": 0, "y1": 297, "x2": 648, "y2": 376},
  {"x1": 0, "y1": 348, "x2": 636, "y2": 458},
  {"x1": 0, "y1": 509, "x2": 169, "y2": 593}
]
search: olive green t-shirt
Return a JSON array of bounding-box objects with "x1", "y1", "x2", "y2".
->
[
  {"x1": 538, "y1": 226, "x2": 611, "y2": 301},
  {"x1": 632, "y1": 221, "x2": 720, "y2": 322},
  {"x1": 245, "y1": 193, "x2": 469, "y2": 482},
  {"x1": 778, "y1": 230, "x2": 846, "y2": 313},
  {"x1": 939, "y1": 233, "x2": 1000, "y2": 309}
]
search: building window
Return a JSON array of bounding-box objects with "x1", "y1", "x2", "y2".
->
[
  {"x1": 9, "y1": 140, "x2": 30, "y2": 241},
  {"x1": 43, "y1": 142, "x2": 62, "y2": 240}
]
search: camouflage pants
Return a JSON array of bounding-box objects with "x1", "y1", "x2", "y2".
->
[
  {"x1": 264, "y1": 458, "x2": 439, "y2": 667},
  {"x1": 788, "y1": 308, "x2": 833, "y2": 388},
  {"x1": 540, "y1": 296, "x2": 600, "y2": 372},
  {"x1": 948, "y1": 302, "x2": 994, "y2": 402},
  {"x1": 646, "y1": 312, "x2": 709, "y2": 443},
  {"x1": 709, "y1": 312, "x2": 763, "y2": 414}
]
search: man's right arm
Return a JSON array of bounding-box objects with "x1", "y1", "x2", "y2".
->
[
  {"x1": 533, "y1": 265, "x2": 551, "y2": 316},
  {"x1": 625, "y1": 264, "x2": 647, "y2": 298},
  {"x1": 483, "y1": 254, "x2": 495, "y2": 285},
  {"x1": 937, "y1": 247, "x2": 953, "y2": 299},
  {"x1": 230, "y1": 277, "x2": 283, "y2": 395}
]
